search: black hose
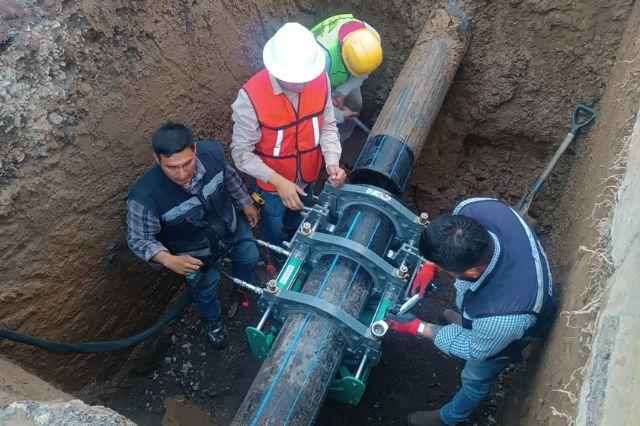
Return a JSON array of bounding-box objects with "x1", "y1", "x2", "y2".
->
[
  {"x1": 0, "y1": 237, "x2": 258, "y2": 354},
  {"x1": 0, "y1": 288, "x2": 193, "y2": 354}
]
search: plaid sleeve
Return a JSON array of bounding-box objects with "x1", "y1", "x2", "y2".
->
[
  {"x1": 126, "y1": 199, "x2": 168, "y2": 266},
  {"x1": 224, "y1": 164, "x2": 253, "y2": 209},
  {"x1": 433, "y1": 314, "x2": 536, "y2": 360}
]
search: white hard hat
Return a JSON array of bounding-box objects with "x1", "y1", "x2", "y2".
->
[{"x1": 263, "y1": 22, "x2": 326, "y2": 84}]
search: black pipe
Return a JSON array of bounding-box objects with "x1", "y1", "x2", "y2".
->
[
  {"x1": 350, "y1": 1, "x2": 472, "y2": 196},
  {"x1": 233, "y1": 205, "x2": 394, "y2": 425},
  {"x1": 350, "y1": 134, "x2": 415, "y2": 196}
]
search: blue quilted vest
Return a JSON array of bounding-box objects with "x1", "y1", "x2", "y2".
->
[
  {"x1": 127, "y1": 140, "x2": 237, "y2": 259},
  {"x1": 454, "y1": 198, "x2": 557, "y2": 361}
]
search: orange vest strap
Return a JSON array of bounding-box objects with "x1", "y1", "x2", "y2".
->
[
  {"x1": 243, "y1": 69, "x2": 327, "y2": 129},
  {"x1": 242, "y1": 69, "x2": 328, "y2": 192}
]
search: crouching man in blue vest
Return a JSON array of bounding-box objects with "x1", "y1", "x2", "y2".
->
[
  {"x1": 126, "y1": 123, "x2": 260, "y2": 350},
  {"x1": 389, "y1": 198, "x2": 557, "y2": 426}
]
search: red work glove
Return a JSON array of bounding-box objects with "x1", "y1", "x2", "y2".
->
[
  {"x1": 411, "y1": 262, "x2": 437, "y2": 297},
  {"x1": 387, "y1": 317, "x2": 425, "y2": 337}
]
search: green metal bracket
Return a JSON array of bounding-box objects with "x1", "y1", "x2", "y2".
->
[
  {"x1": 276, "y1": 257, "x2": 303, "y2": 291},
  {"x1": 246, "y1": 325, "x2": 277, "y2": 363},
  {"x1": 246, "y1": 256, "x2": 308, "y2": 365},
  {"x1": 327, "y1": 295, "x2": 393, "y2": 406},
  {"x1": 289, "y1": 266, "x2": 308, "y2": 293},
  {"x1": 372, "y1": 298, "x2": 393, "y2": 324},
  {"x1": 329, "y1": 364, "x2": 370, "y2": 405},
  {"x1": 359, "y1": 295, "x2": 393, "y2": 328},
  {"x1": 358, "y1": 308, "x2": 375, "y2": 328}
]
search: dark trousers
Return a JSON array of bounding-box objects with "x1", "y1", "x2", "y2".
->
[{"x1": 188, "y1": 220, "x2": 258, "y2": 321}]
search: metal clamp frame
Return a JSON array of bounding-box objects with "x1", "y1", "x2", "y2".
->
[
  {"x1": 251, "y1": 182, "x2": 430, "y2": 367},
  {"x1": 300, "y1": 232, "x2": 407, "y2": 294},
  {"x1": 321, "y1": 183, "x2": 426, "y2": 242},
  {"x1": 261, "y1": 289, "x2": 382, "y2": 363}
]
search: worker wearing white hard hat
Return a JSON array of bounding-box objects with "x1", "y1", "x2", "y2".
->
[
  {"x1": 231, "y1": 22, "x2": 346, "y2": 248},
  {"x1": 262, "y1": 22, "x2": 326, "y2": 84}
]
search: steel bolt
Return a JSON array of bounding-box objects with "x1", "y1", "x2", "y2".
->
[
  {"x1": 300, "y1": 221, "x2": 312, "y2": 236},
  {"x1": 417, "y1": 212, "x2": 429, "y2": 226},
  {"x1": 370, "y1": 320, "x2": 389, "y2": 340},
  {"x1": 266, "y1": 279, "x2": 279, "y2": 294},
  {"x1": 396, "y1": 264, "x2": 409, "y2": 279}
]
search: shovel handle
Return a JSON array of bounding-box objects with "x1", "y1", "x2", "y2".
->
[
  {"x1": 352, "y1": 117, "x2": 372, "y2": 134},
  {"x1": 571, "y1": 104, "x2": 597, "y2": 135},
  {"x1": 517, "y1": 104, "x2": 597, "y2": 216}
]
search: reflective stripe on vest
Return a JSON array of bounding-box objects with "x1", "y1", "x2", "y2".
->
[
  {"x1": 126, "y1": 141, "x2": 237, "y2": 258},
  {"x1": 273, "y1": 129, "x2": 284, "y2": 157},
  {"x1": 243, "y1": 69, "x2": 327, "y2": 192},
  {"x1": 312, "y1": 116, "x2": 320, "y2": 146},
  {"x1": 453, "y1": 197, "x2": 553, "y2": 318},
  {"x1": 453, "y1": 198, "x2": 556, "y2": 362}
]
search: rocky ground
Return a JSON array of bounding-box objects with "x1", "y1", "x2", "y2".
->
[{"x1": 0, "y1": 399, "x2": 134, "y2": 425}]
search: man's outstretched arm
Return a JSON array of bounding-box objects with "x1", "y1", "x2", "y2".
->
[
  {"x1": 433, "y1": 315, "x2": 535, "y2": 360},
  {"x1": 389, "y1": 314, "x2": 535, "y2": 361},
  {"x1": 126, "y1": 199, "x2": 202, "y2": 275},
  {"x1": 126, "y1": 199, "x2": 167, "y2": 266}
]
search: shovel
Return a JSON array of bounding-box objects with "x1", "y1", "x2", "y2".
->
[
  {"x1": 517, "y1": 104, "x2": 597, "y2": 217},
  {"x1": 352, "y1": 117, "x2": 372, "y2": 134}
]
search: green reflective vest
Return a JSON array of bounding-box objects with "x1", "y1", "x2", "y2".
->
[{"x1": 311, "y1": 14, "x2": 361, "y2": 87}]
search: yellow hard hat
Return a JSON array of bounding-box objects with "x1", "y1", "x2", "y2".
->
[{"x1": 341, "y1": 28, "x2": 383, "y2": 77}]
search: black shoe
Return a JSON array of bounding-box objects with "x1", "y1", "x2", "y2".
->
[
  {"x1": 407, "y1": 410, "x2": 446, "y2": 426},
  {"x1": 203, "y1": 320, "x2": 228, "y2": 350}
]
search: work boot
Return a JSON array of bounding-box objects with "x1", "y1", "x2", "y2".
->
[
  {"x1": 438, "y1": 308, "x2": 462, "y2": 326},
  {"x1": 407, "y1": 410, "x2": 446, "y2": 426},
  {"x1": 202, "y1": 319, "x2": 228, "y2": 350}
]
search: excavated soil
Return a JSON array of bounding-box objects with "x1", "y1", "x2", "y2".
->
[
  {"x1": 1, "y1": 0, "x2": 638, "y2": 424},
  {"x1": 0, "y1": 0, "x2": 321, "y2": 391}
]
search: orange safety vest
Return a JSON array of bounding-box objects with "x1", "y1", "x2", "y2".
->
[{"x1": 243, "y1": 69, "x2": 327, "y2": 192}]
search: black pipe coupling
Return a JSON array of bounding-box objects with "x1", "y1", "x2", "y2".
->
[{"x1": 350, "y1": 134, "x2": 415, "y2": 197}]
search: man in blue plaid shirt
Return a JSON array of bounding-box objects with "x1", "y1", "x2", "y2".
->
[
  {"x1": 389, "y1": 198, "x2": 556, "y2": 425},
  {"x1": 126, "y1": 123, "x2": 260, "y2": 350}
]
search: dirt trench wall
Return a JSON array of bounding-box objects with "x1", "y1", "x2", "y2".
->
[
  {"x1": 576, "y1": 104, "x2": 640, "y2": 424},
  {"x1": 0, "y1": 0, "x2": 325, "y2": 390},
  {"x1": 0, "y1": 357, "x2": 71, "y2": 406},
  {"x1": 323, "y1": 0, "x2": 634, "y2": 216}
]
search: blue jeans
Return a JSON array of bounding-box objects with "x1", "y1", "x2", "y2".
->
[
  {"x1": 189, "y1": 220, "x2": 258, "y2": 321},
  {"x1": 439, "y1": 358, "x2": 509, "y2": 425},
  {"x1": 258, "y1": 183, "x2": 314, "y2": 246}
]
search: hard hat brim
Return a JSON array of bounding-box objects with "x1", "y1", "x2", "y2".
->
[
  {"x1": 263, "y1": 38, "x2": 326, "y2": 84},
  {"x1": 344, "y1": 62, "x2": 369, "y2": 78}
]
